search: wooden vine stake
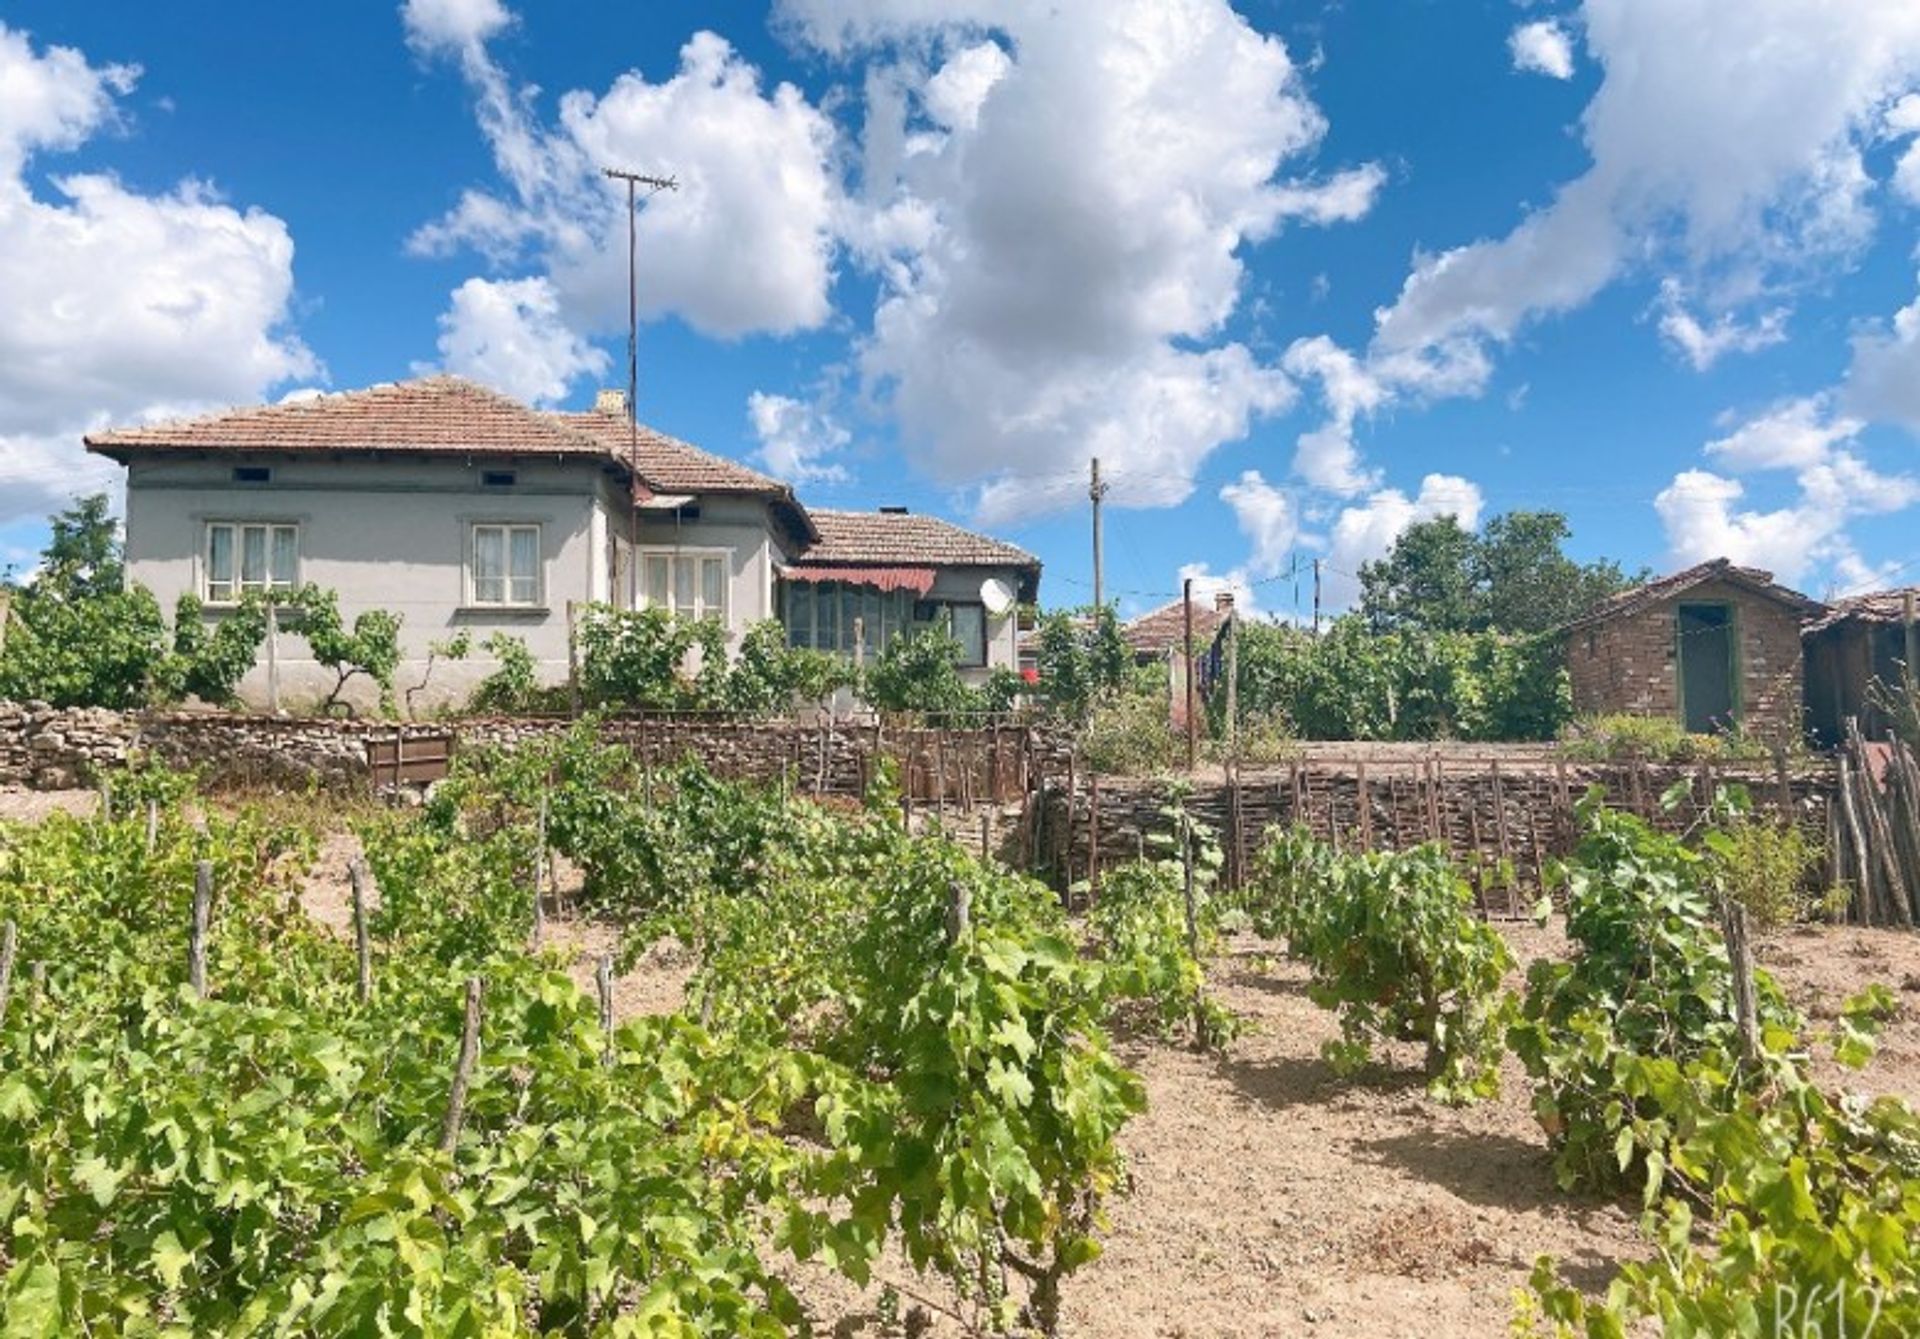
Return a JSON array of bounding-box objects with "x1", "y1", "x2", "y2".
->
[
  {"x1": 0, "y1": 919, "x2": 17, "y2": 1026},
  {"x1": 531, "y1": 792, "x2": 549, "y2": 947},
  {"x1": 945, "y1": 880, "x2": 971, "y2": 946},
  {"x1": 595, "y1": 953, "x2": 615, "y2": 1061},
  {"x1": 145, "y1": 799, "x2": 159, "y2": 854},
  {"x1": 190, "y1": 860, "x2": 213, "y2": 1000},
  {"x1": 440, "y1": 976, "x2": 484, "y2": 1154},
  {"x1": 1720, "y1": 897, "x2": 1759, "y2": 1066},
  {"x1": 350, "y1": 859, "x2": 373, "y2": 1005}
]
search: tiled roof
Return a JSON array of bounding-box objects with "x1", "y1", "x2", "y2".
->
[
  {"x1": 1805, "y1": 586, "x2": 1920, "y2": 635},
  {"x1": 1125, "y1": 599, "x2": 1227, "y2": 654},
  {"x1": 1564, "y1": 558, "x2": 1823, "y2": 632},
  {"x1": 553, "y1": 408, "x2": 789, "y2": 496},
  {"x1": 793, "y1": 510, "x2": 1039, "y2": 571},
  {"x1": 85, "y1": 377, "x2": 605, "y2": 459}
]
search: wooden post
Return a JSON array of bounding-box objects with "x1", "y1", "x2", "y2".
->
[
  {"x1": 1180, "y1": 811, "x2": 1198, "y2": 959},
  {"x1": 145, "y1": 799, "x2": 159, "y2": 854},
  {"x1": 981, "y1": 812, "x2": 992, "y2": 863},
  {"x1": 1772, "y1": 745, "x2": 1793, "y2": 819},
  {"x1": 1182, "y1": 578, "x2": 1197, "y2": 772},
  {"x1": 350, "y1": 859, "x2": 373, "y2": 1005},
  {"x1": 1721, "y1": 898, "x2": 1759, "y2": 1065},
  {"x1": 531, "y1": 793, "x2": 548, "y2": 947},
  {"x1": 945, "y1": 880, "x2": 971, "y2": 945},
  {"x1": 566, "y1": 601, "x2": 581, "y2": 717},
  {"x1": 1355, "y1": 761, "x2": 1372, "y2": 851},
  {"x1": 439, "y1": 977, "x2": 484, "y2": 1154},
  {"x1": 265, "y1": 600, "x2": 281, "y2": 714},
  {"x1": 97, "y1": 776, "x2": 113, "y2": 825},
  {"x1": 1837, "y1": 753, "x2": 1876, "y2": 923},
  {"x1": 190, "y1": 860, "x2": 212, "y2": 1000},
  {"x1": 1088, "y1": 771, "x2": 1101, "y2": 897},
  {"x1": 596, "y1": 954, "x2": 615, "y2": 1061},
  {"x1": 0, "y1": 920, "x2": 16, "y2": 1026}
]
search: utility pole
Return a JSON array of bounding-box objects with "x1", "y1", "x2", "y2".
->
[
  {"x1": 1312, "y1": 558, "x2": 1323, "y2": 637},
  {"x1": 1089, "y1": 457, "x2": 1108, "y2": 616},
  {"x1": 603, "y1": 166, "x2": 679, "y2": 609}
]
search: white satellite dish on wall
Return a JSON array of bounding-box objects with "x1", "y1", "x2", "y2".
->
[{"x1": 980, "y1": 576, "x2": 1017, "y2": 615}]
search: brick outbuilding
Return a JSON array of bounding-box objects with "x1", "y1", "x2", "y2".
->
[{"x1": 1563, "y1": 559, "x2": 1823, "y2": 739}]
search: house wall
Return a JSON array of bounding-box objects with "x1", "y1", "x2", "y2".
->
[
  {"x1": 123, "y1": 452, "x2": 606, "y2": 711},
  {"x1": 1566, "y1": 578, "x2": 1805, "y2": 738},
  {"x1": 628, "y1": 495, "x2": 780, "y2": 633},
  {"x1": 926, "y1": 567, "x2": 1024, "y2": 681}
]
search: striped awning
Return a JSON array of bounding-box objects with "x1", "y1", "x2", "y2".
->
[{"x1": 780, "y1": 565, "x2": 938, "y2": 596}]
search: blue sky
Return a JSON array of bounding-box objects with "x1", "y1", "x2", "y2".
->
[{"x1": 4, "y1": 0, "x2": 1920, "y2": 620}]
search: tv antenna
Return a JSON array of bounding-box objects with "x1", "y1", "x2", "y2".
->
[{"x1": 603, "y1": 166, "x2": 678, "y2": 607}]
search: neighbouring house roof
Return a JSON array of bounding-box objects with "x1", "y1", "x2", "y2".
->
[
  {"x1": 1124, "y1": 599, "x2": 1227, "y2": 656},
  {"x1": 779, "y1": 564, "x2": 938, "y2": 596},
  {"x1": 1804, "y1": 587, "x2": 1920, "y2": 636},
  {"x1": 1563, "y1": 558, "x2": 1824, "y2": 634},
  {"x1": 788, "y1": 510, "x2": 1040, "y2": 600},
  {"x1": 85, "y1": 377, "x2": 608, "y2": 460}
]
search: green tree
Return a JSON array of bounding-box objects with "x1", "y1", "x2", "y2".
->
[
  {"x1": 861, "y1": 625, "x2": 984, "y2": 721},
  {"x1": 36, "y1": 494, "x2": 124, "y2": 601},
  {"x1": 284, "y1": 586, "x2": 402, "y2": 716},
  {"x1": 1358, "y1": 510, "x2": 1640, "y2": 635},
  {"x1": 1356, "y1": 515, "x2": 1480, "y2": 633},
  {"x1": 1033, "y1": 605, "x2": 1128, "y2": 721}
]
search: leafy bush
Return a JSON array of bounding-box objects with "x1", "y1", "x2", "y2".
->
[
  {"x1": 726, "y1": 619, "x2": 852, "y2": 713},
  {"x1": 1031, "y1": 607, "x2": 1129, "y2": 722},
  {"x1": 1088, "y1": 802, "x2": 1239, "y2": 1047},
  {"x1": 1242, "y1": 827, "x2": 1516, "y2": 1102},
  {"x1": 281, "y1": 585, "x2": 403, "y2": 716},
  {"x1": 1079, "y1": 683, "x2": 1182, "y2": 775},
  {"x1": 1705, "y1": 804, "x2": 1831, "y2": 929},
  {"x1": 0, "y1": 497, "x2": 272, "y2": 708},
  {"x1": 1515, "y1": 796, "x2": 1920, "y2": 1335},
  {"x1": 1226, "y1": 616, "x2": 1570, "y2": 743},
  {"x1": 861, "y1": 626, "x2": 988, "y2": 722},
  {"x1": 1558, "y1": 712, "x2": 1778, "y2": 763},
  {"x1": 1508, "y1": 794, "x2": 1801, "y2": 1195}
]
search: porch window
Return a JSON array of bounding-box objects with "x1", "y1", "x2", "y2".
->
[
  {"x1": 471, "y1": 523, "x2": 542, "y2": 607},
  {"x1": 639, "y1": 549, "x2": 728, "y2": 622},
  {"x1": 784, "y1": 583, "x2": 913, "y2": 657},
  {"x1": 205, "y1": 522, "x2": 298, "y2": 603}
]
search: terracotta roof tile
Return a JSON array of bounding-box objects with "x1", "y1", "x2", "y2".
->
[
  {"x1": 85, "y1": 377, "x2": 605, "y2": 458},
  {"x1": 1805, "y1": 586, "x2": 1920, "y2": 634},
  {"x1": 792, "y1": 509, "x2": 1039, "y2": 571},
  {"x1": 553, "y1": 408, "x2": 788, "y2": 496},
  {"x1": 1564, "y1": 558, "x2": 1823, "y2": 631},
  {"x1": 1125, "y1": 599, "x2": 1227, "y2": 654}
]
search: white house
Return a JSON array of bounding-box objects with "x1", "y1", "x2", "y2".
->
[{"x1": 85, "y1": 377, "x2": 1039, "y2": 711}]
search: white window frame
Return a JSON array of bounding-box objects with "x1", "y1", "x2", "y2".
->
[
  {"x1": 637, "y1": 547, "x2": 730, "y2": 624},
  {"x1": 203, "y1": 520, "x2": 300, "y2": 605},
  {"x1": 468, "y1": 522, "x2": 546, "y2": 609}
]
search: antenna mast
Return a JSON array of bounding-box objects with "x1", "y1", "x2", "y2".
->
[{"x1": 602, "y1": 166, "x2": 678, "y2": 608}]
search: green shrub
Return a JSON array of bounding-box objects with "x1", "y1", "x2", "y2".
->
[
  {"x1": 1242, "y1": 827, "x2": 1516, "y2": 1103},
  {"x1": 1558, "y1": 712, "x2": 1777, "y2": 763},
  {"x1": 1079, "y1": 686, "x2": 1181, "y2": 775}
]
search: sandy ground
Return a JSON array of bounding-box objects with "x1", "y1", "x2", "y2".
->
[
  {"x1": 0, "y1": 787, "x2": 99, "y2": 823},
  {"x1": 14, "y1": 790, "x2": 1920, "y2": 1337}
]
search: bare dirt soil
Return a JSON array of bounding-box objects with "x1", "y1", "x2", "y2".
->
[{"x1": 16, "y1": 795, "x2": 1920, "y2": 1338}]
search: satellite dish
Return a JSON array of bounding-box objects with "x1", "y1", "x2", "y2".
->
[{"x1": 980, "y1": 577, "x2": 1016, "y2": 615}]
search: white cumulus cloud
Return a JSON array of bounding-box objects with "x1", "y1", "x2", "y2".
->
[
  {"x1": 777, "y1": 0, "x2": 1380, "y2": 523},
  {"x1": 1219, "y1": 470, "x2": 1297, "y2": 578},
  {"x1": 1509, "y1": 20, "x2": 1576, "y2": 80},
  {"x1": 418, "y1": 276, "x2": 607, "y2": 406},
  {"x1": 1320, "y1": 474, "x2": 1484, "y2": 609},
  {"x1": 407, "y1": 19, "x2": 840, "y2": 342},
  {"x1": 748, "y1": 391, "x2": 851, "y2": 484},
  {"x1": 0, "y1": 24, "x2": 315, "y2": 524}
]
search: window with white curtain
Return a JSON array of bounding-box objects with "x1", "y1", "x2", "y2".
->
[
  {"x1": 204, "y1": 522, "x2": 298, "y2": 603},
  {"x1": 470, "y1": 523, "x2": 543, "y2": 607},
  {"x1": 639, "y1": 549, "x2": 729, "y2": 622}
]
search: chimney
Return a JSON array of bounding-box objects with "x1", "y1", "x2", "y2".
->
[
  {"x1": 879, "y1": 505, "x2": 910, "y2": 515},
  {"x1": 1213, "y1": 590, "x2": 1235, "y2": 614},
  {"x1": 594, "y1": 388, "x2": 628, "y2": 416}
]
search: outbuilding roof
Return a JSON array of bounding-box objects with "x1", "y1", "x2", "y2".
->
[
  {"x1": 787, "y1": 509, "x2": 1040, "y2": 600},
  {"x1": 1804, "y1": 586, "x2": 1920, "y2": 635},
  {"x1": 1563, "y1": 558, "x2": 1824, "y2": 633}
]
